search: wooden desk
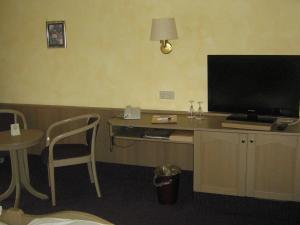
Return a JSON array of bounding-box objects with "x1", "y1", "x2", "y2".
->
[
  {"x1": 109, "y1": 114, "x2": 300, "y2": 202},
  {"x1": 0, "y1": 129, "x2": 48, "y2": 207},
  {"x1": 109, "y1": 114, "x2": 195, "y2": 146}
]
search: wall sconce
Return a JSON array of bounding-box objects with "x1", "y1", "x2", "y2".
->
[{"x1": 150, "y1": 18, "x2": 178, "y2": 54}]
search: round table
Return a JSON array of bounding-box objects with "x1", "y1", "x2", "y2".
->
[{"x1": 0, "y1": 129, "x2": 48, "y2": 207}]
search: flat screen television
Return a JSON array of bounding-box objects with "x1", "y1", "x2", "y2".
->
[{"x1": 208, "y1": 55, "x2": 300, "y2": 122}]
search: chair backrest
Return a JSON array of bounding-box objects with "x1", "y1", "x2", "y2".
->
[
  {"x1": 46, "y1": 114, "x2": 100, "y2": 149},
  {"x1": 0, "y1": 109, "x2": 27, "y2": 131}
]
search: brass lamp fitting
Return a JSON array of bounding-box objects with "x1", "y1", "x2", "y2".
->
[{"x1": 160, "y1": 40, "x2": 173, "y2": 54}]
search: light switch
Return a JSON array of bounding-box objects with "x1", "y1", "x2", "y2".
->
[{"x1": 160, "y1": 91, "x2": 175, "y2": 100}]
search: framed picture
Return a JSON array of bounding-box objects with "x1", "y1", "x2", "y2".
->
[{"x1": 46, "y1": 21, "x2": 66, "y2": 48}]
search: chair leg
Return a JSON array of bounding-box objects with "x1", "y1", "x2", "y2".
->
[
  {"x1": 49, "y1": 165, "x2": 56, "y2": 206},
  {"x1": 47, "y1": 166, "x2": 51, "y2": 187},
  {"x1": 87, "y1": 162, "x2": 94, "y2": 183},
  {"x1": 91, "y1": 159, "x2": 101, "y2": 198}
]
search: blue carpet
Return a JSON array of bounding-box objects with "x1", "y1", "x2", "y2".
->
[{"x1": 1, "y1": 155, "x2": 300, "y2": 225}]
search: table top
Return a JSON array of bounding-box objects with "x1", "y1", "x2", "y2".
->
[
  {"x1": 0, "y1": 129, "x2": 44, "y2": 151},
  {"x1": 109, "y1": 113, "x2": 300, "y2": 135}
]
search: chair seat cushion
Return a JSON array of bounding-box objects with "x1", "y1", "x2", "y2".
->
[{"x1": 41, "y1": 144, "x2": 90, "y2": 165}]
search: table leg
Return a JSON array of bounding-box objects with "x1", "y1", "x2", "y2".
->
[
  {"x1": 22, "y1": 149, "x2": 30, "y2": 182},
  {"x1": 0, "y1": 149, "x2": 48, "y2": 206},
  {"x1": 17, "y1": 151, "x2": 48, "y2": 200},
  {"x1": 10, "y1": 150, "x2": 21, "y2": 208}
]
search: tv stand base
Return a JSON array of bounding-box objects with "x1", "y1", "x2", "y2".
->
[
  {"x1": 227, "y1": 113, "x2": 276, "y2": 124},
  {"x1": 222, "y1": 120, "x2": 275, "y2": 131}
]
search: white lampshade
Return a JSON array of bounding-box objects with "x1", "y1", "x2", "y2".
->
[{"x1": 150, "y1": 18, "x2": 178, "y2": 41}]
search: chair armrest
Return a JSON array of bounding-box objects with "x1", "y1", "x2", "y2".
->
[
  {"x1": 46, "y1": 114, "x2": 100, "y2": 160},
  {"x1": 46, "y1": 114, "x2": 100, "y2": 146},
  {"x1": 49, "y1": 122, "x2": 95, "y2": 147}
]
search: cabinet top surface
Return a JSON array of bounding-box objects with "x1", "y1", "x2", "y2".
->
[{"x1": 109, "y1": 114, "x2": 300, "y2": 135}]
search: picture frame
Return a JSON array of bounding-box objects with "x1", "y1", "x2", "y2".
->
[{"x1": 46, "y1": 21, "x2": 66, "y2": 48}]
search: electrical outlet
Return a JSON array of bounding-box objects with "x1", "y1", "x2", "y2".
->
[{"x1": 160, "y1": 91, "x2": 175, "y2": 100}]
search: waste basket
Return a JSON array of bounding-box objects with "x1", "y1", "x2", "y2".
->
[{"x1": 153, "y1": 165, "x2": 181, "y2": 204}]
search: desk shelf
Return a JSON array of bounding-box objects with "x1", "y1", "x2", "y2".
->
[
  {"x1": 113, "y1": 135, "x2": 193, "y2": 145},
  {"x1": 109, "y1": 125, "x2": 194, "y2": 150}
]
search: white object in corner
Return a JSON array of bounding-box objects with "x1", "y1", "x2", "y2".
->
[
  {"x1": 10, "y1": 123, "x2": 20, "y2": 136},
  {"x1": 124, "y1": 106, "x2": 141, "y2": 120}
]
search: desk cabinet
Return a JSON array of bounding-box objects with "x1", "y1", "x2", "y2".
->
[
  {"x1": 194, "y1": 131, "x2": 247, "y2": 196},
  {"x1": 194, "y1": 130, "x2": 300, "y2": 201},
  {"x1": 246, "y1": 133, "x2": 300, "y2": 201}
]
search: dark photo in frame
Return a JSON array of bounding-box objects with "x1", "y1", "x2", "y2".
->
[{"x1": 46, "y1": 21, "x2": 66, "y2": 48}]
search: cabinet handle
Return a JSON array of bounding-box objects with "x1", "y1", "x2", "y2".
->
[
  {"x1": 250, "y1": 140, "x2": 254, "y2": 143},
  {"x1": 241, "y1": 140, "x2": 245, "y2": 143}
]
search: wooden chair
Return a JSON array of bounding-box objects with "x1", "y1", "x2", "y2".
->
[
  {"x1": 41, "y1": 114, "x2": 101, "y2": 206},
  {"x1": 0, "y1": 109, "x2": 30, "y2": 181}
]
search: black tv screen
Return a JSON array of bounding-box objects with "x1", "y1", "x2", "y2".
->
[{"x1": 208, "y1": 55, "x2": 300, "y2": 119}]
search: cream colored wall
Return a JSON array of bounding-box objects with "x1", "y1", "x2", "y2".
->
[{"x1": 0, "y1": 0, "x2": 300, "y2": 111}]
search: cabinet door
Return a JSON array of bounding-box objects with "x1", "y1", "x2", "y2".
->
[
  {"x1": 247, "y1": 134, "x2": 300, "y2": 201},
  {"x1": 194, "y1": 131, "x2": 247, "y2": 196}
]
